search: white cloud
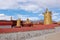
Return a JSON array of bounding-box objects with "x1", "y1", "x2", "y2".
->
[
  {"x1": 0, "y1": 0, "x2": 60, "y2": 12},
  {"x1": 0, "y1": 0, "x2": 18, "y2": 9},
  {"x1": 52, "y1": 12, "x2": 60, "y2": 22},
  {"x1": 17, "y1": 14, "x2": 39, "y2": 20},
  {"x1": 28, "y1": 17, "x2": 39, "y2": 21},
  {"x1": 0, "y1": 14, "x2": 14, "y2": 20},
  {"x1": 18, "y1": 0, "x2": 60, "y2": 12},
  {"x1": 17, "y1": 0, "x2": 28, "y2": 3},
  {"x1": 0, "y1": 0, "x2": 60, "y2": 21},
  {"x1": 0, "y1": 14, "x2": 5, "y2": 16},
  {"x1": 0, "y1": 14, "x2": 39, "y2": 21},
  {"x1": 39, "y1": 13, "x2": 43, "y2": 16},
  {"x1": 19, "y1": 4, "x2": 39, "y2": 12},
  {"x1": 30, "y1": 0, "x2": 59, "y2": 8}
]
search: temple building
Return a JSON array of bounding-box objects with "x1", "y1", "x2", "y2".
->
[
  {"x1": 0, "y1": 8, "x2": 58, "y2": 28},
  {"x1": 25, "y1": 18, "x2": 31, "y2": 24},
  {"x1": 23, "y1": 18, "x2": 32, "y2": 27},
  {"x1": 43, "y1": 8, "x2": 52, "y2": 25}
]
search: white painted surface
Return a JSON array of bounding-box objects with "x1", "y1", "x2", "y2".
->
[
  {"x1": 0, "y1": 26, "x2": 60, "y2": 40},
  {"x1": 0, "y1": 25, "x2": 11, "y2": 28},
  {"x1": 26, "y1": 32, "x2": 60, "y2": 40}
]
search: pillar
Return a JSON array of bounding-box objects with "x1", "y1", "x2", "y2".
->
[{"x1": 10, "y1": 16, "x2": 12, "y2": 21}]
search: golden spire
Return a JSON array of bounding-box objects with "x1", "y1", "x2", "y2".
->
[
  {"x1": 25, "y1": 18, "x2": 31, "y2": 24},
  {"x1": 44, "y1": 8, "x2": 52, "y2": 25},
  {"x1": 16, "y1": 18, "x2": 21, "y2": 27},
  {"x1": 27, "y1": 18, "x2": 29, "y2": 22},
  {"x1": 46, "y1": 8, "x2": 49, "y2": 13}
]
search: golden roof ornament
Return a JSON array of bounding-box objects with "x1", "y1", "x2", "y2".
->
[
  {"x1": 46, "y1": 8, "x2": 49, "y2": 13},
  {"x1": 25, "y1": 18, "x2": 31, "y2": 24},
  {"x1": 44, "y1": 8, "x2": 52, "y2": 25},
  {"x1": 16, "y1": 18, "x2": 21, "y2": 27}
]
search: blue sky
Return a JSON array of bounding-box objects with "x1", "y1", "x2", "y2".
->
[{"x1": 0, "y1": 0, "x2": 60, "y2": 22}]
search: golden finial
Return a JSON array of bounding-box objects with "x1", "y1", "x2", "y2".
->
[
  {"x1": 44, "y1": 8, "x2": 52, "y2": 25},
  {"x1": 27, "y1": 18, "x2": 29, "y2": 21},
  {"x1": 16, "y1": 18, "x2": 21, "y2": 27},
  {"x1": 46, "y1": 8, "x2": 49, "y2": 13},
  {"x1": 17, "y1": 18, "x2": 21, "y2": 21},
  {"x1": 25, "y1": 18, "x2": 31, "y2": 24}
]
